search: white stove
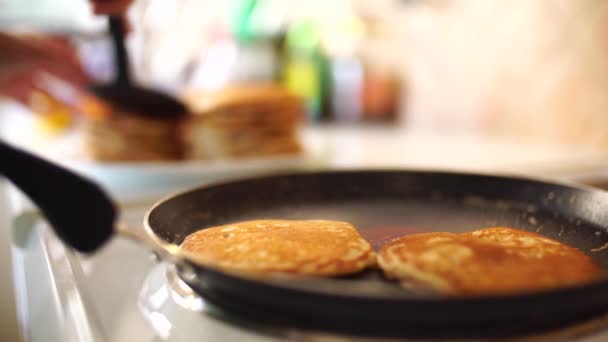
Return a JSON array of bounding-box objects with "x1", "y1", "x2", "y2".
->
[
  {"x1": 12, "y1": 203, "x2": 281, "y2": 342},
  {"x1": 11, "y1": 200, "x2": 608, "y2": 342},
  {"x1": 11, "y1": 126, "x2": 608, "y2": 341}
]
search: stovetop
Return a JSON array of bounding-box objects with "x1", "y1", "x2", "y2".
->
[{"x1": 12, "y1": 202, "x2": 608, "y2": 342}]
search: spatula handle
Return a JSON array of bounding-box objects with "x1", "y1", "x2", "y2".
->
[
  {"x1": 0, "y1": 140, "x2": 116, "y2": 252},
  {"x1": 108, "y1": 15, "x2": 130, "y2": 87}
]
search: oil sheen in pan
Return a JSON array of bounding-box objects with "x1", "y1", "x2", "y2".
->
[{"x1": 213, "y1": 198, "x2": 608, "y2": 298}]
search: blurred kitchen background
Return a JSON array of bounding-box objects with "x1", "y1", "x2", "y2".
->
[
  {"x1": 5, "y1": 0, "x2": 608, "y2": 150},
  {"x1": 3, "y1": 0, "x2": 608, "y2": 340},
  {"x1": 3, "y1": 0, "x2": 608, "y2": 155}
]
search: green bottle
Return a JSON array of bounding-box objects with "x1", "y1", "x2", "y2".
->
[{"x1": 283, "y1": 20, "x2": 326, "y2": 121}]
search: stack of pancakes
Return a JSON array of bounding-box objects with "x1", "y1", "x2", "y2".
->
[
  {"x1": 84, "y1": 110, "x2": 182, "y2": 161},
  {"x1": 179, "y1": 85, "x2": 304, "y2": 159},
  {"x1": 82, "y1": 85, "x2": 304, "y2": 161}
]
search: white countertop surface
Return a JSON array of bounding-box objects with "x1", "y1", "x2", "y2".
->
[{"x1": 5, "y1": 122, "x2": 608, "y2": 208}]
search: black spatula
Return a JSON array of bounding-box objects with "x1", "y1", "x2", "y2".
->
[{"x1": 90, "y1": 16, "x2": 186, "y2": 118}]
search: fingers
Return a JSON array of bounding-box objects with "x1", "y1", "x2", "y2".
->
[
  {"x1": 1, "y1": 34, "x2": 86, "y2": 80},
  {"x1": 0, "y1": 61, "x2": 89, "y2": 105},
  {"x1": 91, "y1": 0, "x2": 133, "y2": 15},
  {"x1": 26, "y1": 36, "x2": 80, "y2": 61},
  {"x1": 19, "y1": 36, "x2": 84, "y2": 71},
  {"x1": 0, "y1": 32, "x2": 91, "y2": 107},
  {"x1": 35, "y1": 61, "x2": 89, "y2": 88},
  {"x1": 0, "y1": 66, "x2": 39, "y2": 104}
]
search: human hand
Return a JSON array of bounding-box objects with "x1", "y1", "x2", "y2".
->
[
  {"x1": 0, "y1": 33, "x2": 88, "y2": 104},
  {"x1": 90, "y1": 0, "x2": 133, "y2": 15},
  {"x1": 0, "y1": 1, "x2": 134, "y2": 104}
]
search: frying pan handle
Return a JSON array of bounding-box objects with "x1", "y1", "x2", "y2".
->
[
  {"x1": 116, "y1": 222, "x2": 185, "y2": 263},
  {"x1": 115, "y1": 222, "x2": 197, "y2": 278},
  {"x1": 0, "y1": 140, "x2": 116, "y2": 252}
]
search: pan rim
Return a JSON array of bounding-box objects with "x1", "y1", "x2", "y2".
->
[
  {"x1": 142, "y1": 168, "x2": 608, "y2": 304},
  {"x1": 143, "y1": 166, "x2": 603, "y2": 221}
]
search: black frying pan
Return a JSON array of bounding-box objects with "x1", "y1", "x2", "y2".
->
[{"x1": 3, "y1": 140, "x2": 608, "y2": 339}]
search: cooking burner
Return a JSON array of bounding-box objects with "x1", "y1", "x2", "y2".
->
[
  {"x1": 135, "y1": 263, "x2": 608, "y2": 341},
  {"x1": 17, "y1": 193, "x2": 608, "y2": 341}
]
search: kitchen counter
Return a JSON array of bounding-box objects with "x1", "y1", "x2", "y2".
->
[{"x1": 306, "y1": 124, "x2": 608, "y2": 176}]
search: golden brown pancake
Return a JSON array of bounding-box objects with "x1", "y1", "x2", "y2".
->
[
  {"x1": 181, "y1": 219, "x2": 376, "y2": 277},
  {"x1": 84, "y1": 111, "x2": 182, "y2": 161},
  {"x1": 378, "y1": 227, "x2": 600, "y2": 295}
]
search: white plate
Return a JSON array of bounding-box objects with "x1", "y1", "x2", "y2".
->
[
  {"x1": 53, "y1": 133, "x2": 330, "y2": 202},
  {"x1": 63, "y1": 153, "x2": 325, "y2": 200},
  {"x1": 0, "y1": 106, "x2": 329, "y2": 203}
]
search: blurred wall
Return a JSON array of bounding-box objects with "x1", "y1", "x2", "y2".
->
[
  {"x1": 395, "y1": 0, "x2": 608, "y2": 149},
  {"x1": 125, "y1": 0, "x2": 608, "y2": 149},
  {"x1": 0, "y1": 0, "x2": 103, "y2": 33}
]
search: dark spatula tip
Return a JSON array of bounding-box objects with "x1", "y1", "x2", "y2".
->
[{"x1": 91, "y1": 85, "x2": 187, "y2": 119}]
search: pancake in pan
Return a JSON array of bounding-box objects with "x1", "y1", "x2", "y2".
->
[
  {"x1": 378, "y1": 227, "x2": 600, "y2": 295},
  {"x1": 181, "y1": 219, "x2": 376, "y2": 277}
]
